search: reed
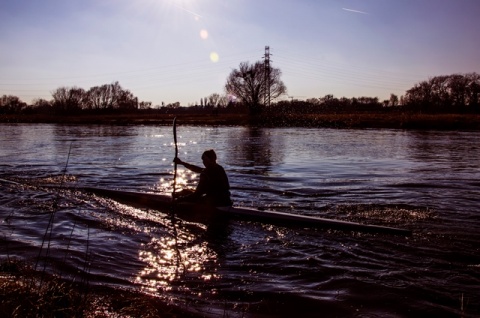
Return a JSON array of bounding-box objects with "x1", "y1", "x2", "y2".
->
[
  {"x1": 2, "y1": 112, "x2": 479, "y2": 129},
  {"x1": 1, "y1": 259, "x2": 86, "y2": 317},
  {"x1": 256, "y1": 112, "x2": 480, "y2": 130},
  {"x1": 35, "y1": 142, "x2": 74, "y2": 275},
  {"x1": 0, "y1": 259, "x2": 196, "y2": 317}
]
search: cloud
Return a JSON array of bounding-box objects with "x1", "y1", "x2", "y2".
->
[{"x1": 342, "y1": 8, "x2": 369, "y2": 15}]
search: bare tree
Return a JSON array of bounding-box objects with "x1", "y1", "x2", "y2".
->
[
  {"x1": 84, "y1": 81, "x2": 138, "y2": 110},
  {"x1": 206, "y1": 93, "x2": 229, "y2": 108},
  {"x1": 207, "y1": 93, "x2": 221, "y2": 107},
  {"x1": 138, "y1": 101, "x2": 152, "y2": 109},
  {"x1": 218, "y1": 94, "x2": 229, "y2": 108},
  {"x1": 0, "y1": 95, "x2": 27, "y2": 113},
  {"x1": 51, "y1": 86, "x2": 85, "y2": 112},
  {"x1": 404, "y1": 73, "x2": 480, "y2": 112},
  {"x1": 225, "y1": 61, "x2": 286, "y2": 115},
  {"x1": 389, "y1": 94, "x2": 399, "y2": 107},
  {"x1": 32, "y1": 98, "x2": 51, "y2": 111}
]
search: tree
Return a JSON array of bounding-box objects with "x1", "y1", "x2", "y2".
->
[
  {"x1": 31, "y1": 98, "x2": 52, "y2": 113},
  {"x1": 205, "y1": 93, "x2": 229, "y2": 108},
  {"x1": 32, "y1": 98, "x2": 51, "y2": 108},
  {"x1": 85, "y1": 81, "x2": 137, "y2": 110},
  {"x1": 51, "y1": 86, "x2": 86, "y2": 112},
  {"x1": 50, "y1": 81, "x2": 143, "y2": 112},
  {"x1": 0, "y1": 95, "x2": 27, "y2": 113},
  {"x1": 207, "y1": 93, "x2": 226, "y2": 108},
  {"x1": 138, "y1": 101, "x2": 152, "y2": 109},
  {"x1": 404, "y1": 73, "x2": 480, "y2": 113},
  {"x1": 389, "y1": 94, "x2": 399, "y2": 107},
  {"x1": 225, "y1": 61, "x2": 286, "y2": 115},
  {"x1": 166, "y1": 102, "x2": 180, "y2": 108},
  {"x1": 306, "y1": 97, "x2": 320, "y2": 105},
  {"x1": 465, "y1": 73, "x2": 480, "y2": 112}
]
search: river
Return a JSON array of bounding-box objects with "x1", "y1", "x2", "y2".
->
[{"x1": 1, "y1": 123, "x2": 479, "y2": 317}]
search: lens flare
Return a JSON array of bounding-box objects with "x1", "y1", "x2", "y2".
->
[
  {"x1": 210, "y1": 52, "x2": 219, "y2": 63},
  {"x1": 200, "y1": 29, "x2": 208, "y2": 39}
]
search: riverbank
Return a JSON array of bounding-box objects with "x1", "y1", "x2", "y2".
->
[
  {"x1": 0, "y1": 259, "x2": 199, "y2": 317},
  {"x1": 1, "y1": 112, "x2": 480, "y2": 130}
]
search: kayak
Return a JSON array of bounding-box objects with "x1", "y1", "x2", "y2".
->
[
  {"x1": 83, "y1": 187, "x2": 412, "y2": 236},
  {"x1": 0, "y1": 178, "x2": 411, "y2": 236}
]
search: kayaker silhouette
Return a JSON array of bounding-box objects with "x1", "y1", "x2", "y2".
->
[{"x1": 173, "y1": 149, "x2": 232, "y2": 207}]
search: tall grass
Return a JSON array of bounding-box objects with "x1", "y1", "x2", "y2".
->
[
  {"x1": 2, "y1": 112, "x2": 479, "y2": 129},
  {"x1": 0, "y1": 259, "x2": 196, "y2": 317}
]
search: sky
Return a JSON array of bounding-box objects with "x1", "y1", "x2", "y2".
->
[{"x1": 1, "y1": 0, "x2": 480, "y2": 106}]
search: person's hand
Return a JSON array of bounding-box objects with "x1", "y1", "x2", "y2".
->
[{"x1": 173, "y1": 157, "x2": 182, "y2": 165}]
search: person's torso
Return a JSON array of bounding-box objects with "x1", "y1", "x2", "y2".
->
[{"x1": 200, "y1": 164, "x2": 231, "y2": 205}]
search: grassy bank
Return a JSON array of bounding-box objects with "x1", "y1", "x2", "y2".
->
[
  {"x1": 1, "y1": 112, "x2": 480, "y2": 130},
  {"x1": 257, "y1": 113, "x2": 480, "y2": 130},
  {"x1": 0, "y1": 113, "x2": 247, "y2": 126},
  {"x1": 0, "y1": 259, "x2": 198, "y2": 318}
]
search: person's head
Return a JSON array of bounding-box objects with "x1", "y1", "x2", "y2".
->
[{"x1": 201, "y1": 149, "x2": 217, "y2": 167}]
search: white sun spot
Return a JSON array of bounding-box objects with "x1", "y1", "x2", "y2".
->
[{"x1": 200, "y1": 29, "x2": 208, "y2": 39}]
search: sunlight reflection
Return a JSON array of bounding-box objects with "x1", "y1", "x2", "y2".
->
[
  {"x1": 135, "y1": 232, "x2": 220, "y2": 295},
  {"x1": 171, "y1": 141, "x2": 186, "y2": 147},
  {"x1": 156, "y1": 167, "x2": 198, "y2": 194},
  {"x1": 92, "y1": 188, "x2": 221, "y2": 297},
  {"x1": 96, "y1": 199, "x2": 166, "y2": 232}
]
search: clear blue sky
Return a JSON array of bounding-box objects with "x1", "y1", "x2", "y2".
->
[{"x1": 1, "y1": 0, "x2": 480, "y2": 106}]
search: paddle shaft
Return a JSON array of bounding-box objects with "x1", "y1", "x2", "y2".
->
[{"x1": 172, "y1": 117, "x2": 178, "y2": 199}]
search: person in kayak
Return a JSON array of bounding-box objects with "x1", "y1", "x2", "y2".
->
[{"x1": 173, "y1": 149, "x2": 232, "y2": 207}]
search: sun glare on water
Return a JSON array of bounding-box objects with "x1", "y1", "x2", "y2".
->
[{"x1": 135, "y1": 235, "x2": 219, "y2": 295}]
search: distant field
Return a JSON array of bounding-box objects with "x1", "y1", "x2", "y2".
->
[{"x1": 1, "y1": 112, "x2": 480, "y2": 130}]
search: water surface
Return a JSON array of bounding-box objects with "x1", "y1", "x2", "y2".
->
[{"x1": 1, "y1": 124, "x2": 479, "y2": 317}]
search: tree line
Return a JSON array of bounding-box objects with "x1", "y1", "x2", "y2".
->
[
  {"x1": 1, "y1": 64, "x2": 479, "y2": 115},
  {"x1": 403, "y1": 73, "x2": 480, "y2": 113},
  {"x1": 0, "y1": 82, "x2": 153, "y2": 115}
]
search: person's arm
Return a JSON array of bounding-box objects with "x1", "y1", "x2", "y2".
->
[{"x1": 174, "y1": 157, "x2": 204, "y2": 174}]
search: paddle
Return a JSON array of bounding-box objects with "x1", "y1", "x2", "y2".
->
[
  {"x1": 170, "y1": 117, "x2": 184, "y2": 271},
  {"x1": 172, "y1": 117, "x2": 178, "y2": 200}
]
